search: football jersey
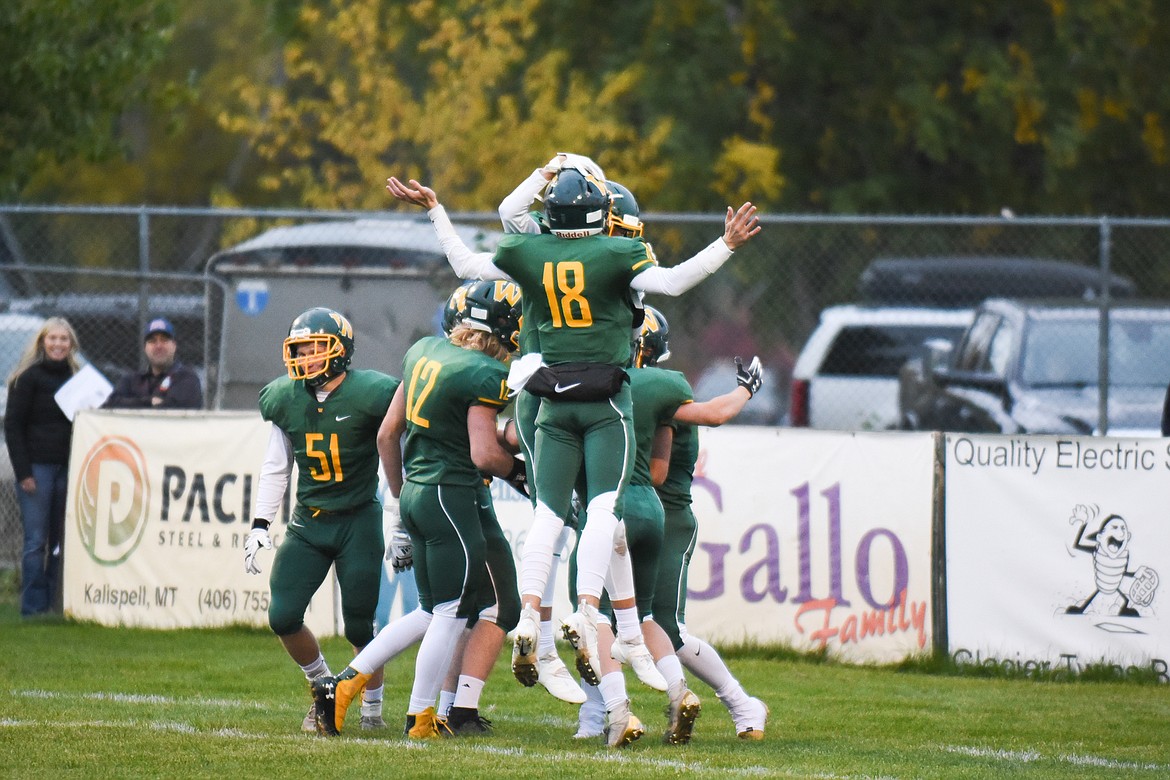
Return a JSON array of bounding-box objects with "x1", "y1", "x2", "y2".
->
[
  {"x1": 259, "y1": 369, "x2": 399, "y2": 512},
  {"x1": 494, "y1": 233, "x2": 657, "y2": 366},
  {"x1": 657, "y1": 422, "x2": 699, "y2": 510},
  {"x1": 628, "y1": 367, "x2": 693, "y2": 487},
  {"x1": 401, "y1": 336, "x2": 509, "y2": 486}
]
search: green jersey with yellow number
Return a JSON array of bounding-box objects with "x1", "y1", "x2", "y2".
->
[
  {"x1": 401, "y1": 336, "x2": 509, "y2": 487},
  {"x1": 259, "y1": 369, "x2": 400, "y2": 512},
  {"x1": 628, "y1": 367, "x2": 693, "y2": 487},
  {"x1": 494, "y1": 233, "x2": 657, "y2": 366}
]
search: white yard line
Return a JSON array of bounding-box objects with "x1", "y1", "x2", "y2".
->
[{"x1": 943, "y1": 744, "x2": 1168, "y2": 772}]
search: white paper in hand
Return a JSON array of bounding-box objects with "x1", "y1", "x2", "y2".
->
[{"x1": 54, "y1": 363, "x2": 114, "y2": 421}]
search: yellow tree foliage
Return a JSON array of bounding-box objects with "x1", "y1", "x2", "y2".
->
[{"x1": 223, "y1": 0, "x2": 673, "y2": 211}]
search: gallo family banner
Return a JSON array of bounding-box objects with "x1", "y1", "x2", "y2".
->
[
  {"x1": 492, "y1": 428, "x2": 939, "y2": 663},
  {"x1": 63, "y1": 410, "x2": 338, "y2": 634},
  {"x1": 945, "y1": 433, "x2": 1170, "y2": 674}
]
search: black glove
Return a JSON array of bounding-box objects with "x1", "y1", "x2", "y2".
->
[
  {"x1": 505, "y1": 456, "x2": 529, "y2": 497},
  {"x1": 734, "y1": 356, "x2": 764, "y2": 397}
]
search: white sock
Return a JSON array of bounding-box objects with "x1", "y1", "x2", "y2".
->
[
  {"x1": 360, "y1": 684, "x2": 383, "y2": 717},
  {"x1": 680, "y1": 634, "x2": 747, "y2": 709},
  {"x1": 538, "y1": 619, "x2": 556, "y2": 656},
  {"x1": 575, "y1": 493, "x2": 619, "y2": 599},
  {"x1": 613, "y1": 607, "x2": 640, "y2": 642},
  {"x1": 300, "y1": 654, "x2": 331, "y2": 681},
  {"x1": 407, "y1": 607, "x2": 463, "y2": 713},
  {"x1": 598, "y1": 670, "x2": 628, "y2": 712},
  {"x1": 453, "y1": 674, "x2": 486, "y2": 709},
  {"x1": 519, "y1": 504, "x2": 563, "y2": 597},
  {"x1": 656, "y1": 653, "x2": 685, "y2": 688},
  {"x1": 437, "y1": 689, "x2": 456, "y2": 718},
  {"x1": 351, "y1": 606, "x2": 432, "y2": 674}
]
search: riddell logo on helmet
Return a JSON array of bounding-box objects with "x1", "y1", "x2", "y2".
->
[
  {"x1": 553, "y1": 228, "x2": 601, "y2": 239},
  {"x1": 74, "y1": 436, "x2": 151, "y2": 565}
]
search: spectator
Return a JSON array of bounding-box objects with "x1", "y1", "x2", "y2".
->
[
  {"x1": 5, "y1": 317, "x2": 82, "y2": 617},
  {"x1": 104, "y1": 317, "x2": 203, "y2": 409}
]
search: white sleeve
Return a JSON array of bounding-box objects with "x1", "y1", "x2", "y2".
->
[
  {"x1": 254, "y1": 424, "x2": 293, "y2": 522},
  {"x1": 427, "y1": 205, "x2": 512, "y2": 281},
  {"x1": 630, "y1": 238, "x2": 734, "y2": 297},
  {"x1": 498, "y1": 169, "x2": 547, "y2": 235}
]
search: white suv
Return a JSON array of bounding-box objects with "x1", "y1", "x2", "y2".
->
[{"x1": 789, "y1": 305, "x2": 973, "y2": 430}]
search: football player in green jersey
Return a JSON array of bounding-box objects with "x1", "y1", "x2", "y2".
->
[
  {"x1": 387, "y1": 166, "x2": 759, "y2": 748},
  {"x1": 243, "y1": 307, "x2": 400, "y2": 733},
  {"x1": 636, "y1": 307, "x2": 771, "y2": 741},
  {"x1": 315, "y1": 281, "x2": 526, "y2": 738}
]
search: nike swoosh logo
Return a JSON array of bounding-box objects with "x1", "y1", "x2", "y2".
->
[
  {"x1": 290, "y1": 518, "x2": 305, "y2": 529},
  {"x1": 335, "y1": 415, "x2": 352, "y2": 421},
  {"x1": 554, "y1": 382, "x2": 581, "y2": 393}
]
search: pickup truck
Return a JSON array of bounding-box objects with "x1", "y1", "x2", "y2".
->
[{"x1": 897, "y1": 298, "x2": 1170, "y2": 435}]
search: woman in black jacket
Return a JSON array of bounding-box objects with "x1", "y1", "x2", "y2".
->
[{"x1": 5, "y1": 317, "x2": 81, "y2": 616}]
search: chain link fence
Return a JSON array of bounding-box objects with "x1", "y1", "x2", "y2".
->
[{"x1": 3, "y1": 205, "x2": 1170, "y2": 566}]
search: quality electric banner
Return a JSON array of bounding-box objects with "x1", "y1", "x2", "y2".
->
[
  {"x1": 63, "y1": 410, "x2": 338, "y2": 634},
  {"x1": 492, "y1": 428, "x2": 938, "y2": 663},
  {"x1": 945, "y1": 433, "x2": 1170, "y2": 673}
]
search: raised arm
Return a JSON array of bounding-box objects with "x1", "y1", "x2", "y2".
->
[
  {"x1": 631, "y1": 202, "x2": 760, "y2": 297},
  {"x1": 386, "y1": 176, "x2": 510, "y2": 282},
  {"x1": 672, "y1": 357, "x2": 764, "y2": 427}
]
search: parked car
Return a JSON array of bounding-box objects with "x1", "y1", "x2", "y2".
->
[
  {"x1": 898, "y1": 298, "x2": 1170, "y2": 436},
  {"x1": 857, "y1": 256, "x2": 1136, "y2": 306},
  {"x1": 789, "y1": 305, "x2": 974, "y2": 430},
  {"x1": 207, "y1": 217, "x2": 502, "y2": 409}
]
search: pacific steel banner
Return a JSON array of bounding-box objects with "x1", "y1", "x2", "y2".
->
[
  {"x1": 945, "y1": 433, "x2": 1169, "y2": 674},
  {"x1": 494, "y1": 427, "x2": 937, "y2": 663},
  {"x1": 63, "y1": 410, "x2": 338, "y2": 634}
]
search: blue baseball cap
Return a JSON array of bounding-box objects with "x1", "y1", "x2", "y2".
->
[{"x1": 144, "y1": 317, "x2": 176, "y2": 340}]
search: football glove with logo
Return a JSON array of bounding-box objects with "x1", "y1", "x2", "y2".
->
[
  {"x1": 735, "y1": 356, "x2": 764, "y2": 397},
  {"x1": 244, "y1": 523, "x2": 273, "y2": 575}
]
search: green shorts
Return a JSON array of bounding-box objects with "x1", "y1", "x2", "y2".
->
[
  {"x1": 622, "y1": 484, "x2": 665, "y2": 620},
  {"x1": 268, "y1": 500, "x2": 383, "y2": 648},
  {"x1": 532, "y1": 384, "x2": 635, "y2": 522},
  {"x1": 653, "y1": 505, "x2": 699, "y2": 650},
  {"x1": 401, "y1": 481, "x2": 491, "y2": 621}
]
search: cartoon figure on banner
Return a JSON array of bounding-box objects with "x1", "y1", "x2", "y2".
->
[{"x1": 1065, "y1": 504, "x2": 1159, "y2": 617}]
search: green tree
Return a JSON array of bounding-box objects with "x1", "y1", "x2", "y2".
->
[{"x1": 0, "y1": 0, "x2": 175, "y2": 199}]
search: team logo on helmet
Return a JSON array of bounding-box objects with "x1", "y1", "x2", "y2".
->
[
  {"x1": 606, "y1": 180, "x2": 643, "y2": 238},
  {"x1": 462, "y1": 280, "x2": 523, "y2": 352},
  {"x1": 284, "y1": 307, "x2": 354, "y2": 386},
  {"x1": 634, "y1": 306, "x2": 671, "y2": 367}
]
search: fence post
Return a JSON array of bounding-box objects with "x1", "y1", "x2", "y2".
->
[
  {"x1": 1097, "y1": 217, "x2": 1112, "y2": 435},
  {"x1": 138, "y1": 208, "x2": 151, "y2": 348}
]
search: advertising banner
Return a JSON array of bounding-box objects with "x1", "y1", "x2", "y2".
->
[
  {"x1": 63, "y1": 410, "x2": 338, "y2": 634},
  {"x1": 945, "y1": 433, "x2": 1169, "y2": 674},
  {"x1": 491, "y1": 428, "x2": 938, "y2": 664}
]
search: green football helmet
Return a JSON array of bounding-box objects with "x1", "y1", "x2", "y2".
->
[
  {"x1": 284, "y1": 307, "x2": 354, "y2": 386},
  {"x1": 633, "y1": 305, "x2": 671, "y2": 368},
  {"x1": 462, "y1": 280, "x2": 523, "y2": 352},
  {"x1": 441, "y1": 280, "x2": 478, "y2": 336},
  {"x1": 605, "y1": 180, "x2": 643, "y2": 238},
  {"x1": 544, "y1": 168, "x2": 609, "y2": 238}
]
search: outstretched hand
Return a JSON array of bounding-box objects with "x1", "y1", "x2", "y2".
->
[
  {"x1": 723, "y1": 202, "x2": 761, "y2": 250},
  {"x1": 386, "y1": 177, "x2": 439, "y2": 210}
]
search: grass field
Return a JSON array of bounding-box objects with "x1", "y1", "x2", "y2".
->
[{"x1": 1, "y1": 585, "x2": 1168, "y2": 779}]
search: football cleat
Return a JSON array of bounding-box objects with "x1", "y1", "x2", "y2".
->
[
  {"x1": 537, "y1": 650, "x2": 587, "y2": 704},
  {"x1": 561, "y1": 603, "x2": 601, "y2": 686},
  {"x1": 360, "y1": 714, "x2": 387, "y2": 730},
  {"x1": 405, "y1": 706, "x2": 452, "y2": 739},
  {"x1": 445, "y1": 706, "x2": 494, "y2": 736},
  {"x1": 663, "y1": 682, "x2": 701, "y2": 745},
  {"x1": 603, "y1": 700, "x2": 645, "y2": 748},
  {"x1": 301, "y1": 702, "x2": 319, "y2": 733},
  {"x1": 610, "y1": 634, "x2": 668, "y2": 691},
  {"x1": 311, "y1": 668, "x2": 371, "y2": 736},
  {"x1": 511, "y1": 605, "x2": 540, "y2": 687},
  {"x1": 733, "y1": 697, "x2": 769, "y2": 740}
]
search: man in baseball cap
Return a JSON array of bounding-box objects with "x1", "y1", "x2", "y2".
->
[{"x1": 104, "y1": 316, "x2": 203, "y2": 409}]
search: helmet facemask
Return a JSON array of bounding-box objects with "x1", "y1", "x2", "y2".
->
[{"x1": 284, "y1": 334, "x2": 347, "y2": 386}]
